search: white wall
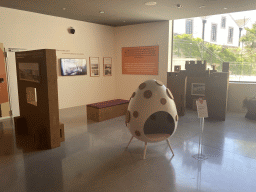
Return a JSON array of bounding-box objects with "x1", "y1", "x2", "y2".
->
[
  {"x1": 173, "y1": 19, "x2": 186, "y2": 35},
  {"x1": 190, "y1": 17, "x2": 203, "y2": 38},
  {"x1": 228, "y1": 83, "x2": 256, "y2": 112},
  {"x1": 0, "y1": 7, "x2": 116, "y2": 116},
  {"x1": 114, "y1": 21, "x2": 171, "y2": 100}
]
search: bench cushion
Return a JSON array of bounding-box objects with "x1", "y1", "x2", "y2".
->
[{"x1": 87, "y1": 99, "x2": 129, "y2": 109}]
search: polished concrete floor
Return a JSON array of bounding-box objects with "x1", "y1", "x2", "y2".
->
[{"x1": 1, "y1": 106, "x2": 256, "y2": 192}]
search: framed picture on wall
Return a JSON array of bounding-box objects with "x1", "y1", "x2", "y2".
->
[
  {"x1": 103, "y1": 57, "x2": 112, "y2": 76},
  {"x1": 89, "y1": 57, "x2": 100, "y2": 77},
  {"x1": 191, "y1": 83, "x2": 205, "y2": 96}
]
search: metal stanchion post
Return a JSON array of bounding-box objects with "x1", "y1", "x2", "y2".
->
[{"x1": 193, "y1": 117, "x2": 207, "y2": 161}]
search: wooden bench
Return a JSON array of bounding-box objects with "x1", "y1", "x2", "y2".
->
[{"x1": 87, "y1": 99, "x2": 129, "y2": 122}]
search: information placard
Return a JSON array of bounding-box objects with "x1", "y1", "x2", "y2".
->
[
  {"x1": 196, "y1": 98, "x2": 208, "y2": 118},
  {"x1": 122, "y1": 46, "x2": 159, "y2": 75}
]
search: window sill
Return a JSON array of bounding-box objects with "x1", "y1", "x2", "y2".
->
[{"x1": 229, "y1": 81, "x2": 256, "y2": 84}]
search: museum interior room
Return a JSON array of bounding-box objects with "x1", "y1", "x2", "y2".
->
[{"x1": 1, "y1": 0, "x2": 256, "y2": 191}]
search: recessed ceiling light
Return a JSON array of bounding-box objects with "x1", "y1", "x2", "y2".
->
[
  {"x1": 176, "y1": 4, "x2": 183, "y2": 8},
  {"x1": 199, "y1": 5, "x2": 205, "y2": 8},
  {"x1": 224, "y1": 7, "x2": 228, "y2": 9},
  {"x1": 99, "y1": 11, "x2": 105, "y2": 14},
  {"x1": 145, "y1": 2, "x2": 157, "y2": 6},
  {"x1": 63, "y1": 8, "x2": 66, "y2": 10},
  {"x1": 123, "y1": 21, "x2": 126, "y2": 22}
]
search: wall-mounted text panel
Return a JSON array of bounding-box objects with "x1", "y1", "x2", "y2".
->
[{"x1": 122, "y1": 46, "x2": 159, "y2": 75}]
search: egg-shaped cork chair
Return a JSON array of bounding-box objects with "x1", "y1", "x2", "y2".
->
[{"x1": 125, "y1": 79, "x2": 178, "y2": 159}]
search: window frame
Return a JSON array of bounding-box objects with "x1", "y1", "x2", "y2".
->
[
  {"x1": 171, "y1": 19, "x2": 256, "y2": 83},
  {"x1": 211, "y1": 23, "x2": 217, "y2": 42},
  {"x1": 185, "y1": 19, "x2": 193, "y2": 34},
  {"x1": 221, "y1": 16, "x2": 226, "y2": 28},
  {"x1": 228, "y1": 27, "x2": 234, "y2": 44}
]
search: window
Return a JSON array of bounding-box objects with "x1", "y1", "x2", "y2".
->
[
  {"x1": 221, "y1": 17, "x2": 226, "y2": 28},
  {"x1": 211, "y1": 24, "x2": 217, "y2": 42},
  {"x1": 185, "y1": 19, "x2": 193, "y2": 34},
  {"x1": 172, "y1": 13, "x2": 256, "y2": 83},
  {"x1": 228, "y1": 27, "x2": 234, "y2": 43}
]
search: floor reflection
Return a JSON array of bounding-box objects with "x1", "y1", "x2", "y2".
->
[
  {"x1": 196, "y1": 160, "x2": 203, "y2": 191},
  {"x1": 0, "y1": 156, "x2": 18, "y2": 191},
  {"x1": 0, "y1": 120, "x2": 15, "y2": 156},
  {"x1": 23, "y1": 147, "x2": 66, "y2": 192},
  {"x1": 0, "y1": 119, "x2": 18, "y2": 191}
]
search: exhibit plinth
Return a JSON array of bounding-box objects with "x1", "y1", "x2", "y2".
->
[
  {"x1": 243, "y1": 98, "x2": 256, "y2": 120},
  {"x1": 167, "y1": 60, "x2": 229, "y2": 121},
  {"x1": 15, "y1": 49, "x2": 64, "y2": 150}
]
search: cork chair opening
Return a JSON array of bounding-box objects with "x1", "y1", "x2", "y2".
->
[{"x1": 143, "y1": 111, "x2": 175, "y2": 142}]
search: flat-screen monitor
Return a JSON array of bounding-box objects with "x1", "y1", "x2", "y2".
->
[{"x1": 60, "y1": 58, "x2": 87, "y2": 76}]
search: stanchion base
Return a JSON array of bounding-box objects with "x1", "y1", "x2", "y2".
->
[{"x1": 192, "y1": 154, "x2": 207, "y2": 161}]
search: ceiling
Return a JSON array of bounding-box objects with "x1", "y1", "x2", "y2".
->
[{"x1": 1, "y1": 0, "x2": 256, "y2": 26}]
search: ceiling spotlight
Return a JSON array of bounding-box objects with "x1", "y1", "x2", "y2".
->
[
  {"x1": 145, "y1": 2, "x2": 157, "y2": 6},
  {"x1": 224, "y1": 7, "x2": 228, "y2": 9},
  {"x1": 176, "y1": 4, "x2": 183, "y2": 8},
  {"x1": 63, "y1": 8, "x2": 66, "y2": 10},
  {"x1": 99, "y1": 11, "x2": 105, "y2": 14}
]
